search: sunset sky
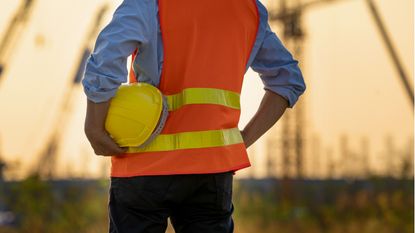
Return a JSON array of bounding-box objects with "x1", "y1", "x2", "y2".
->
[{"x1": 0, "y1": 0, "x2": 413, "y2": 179}]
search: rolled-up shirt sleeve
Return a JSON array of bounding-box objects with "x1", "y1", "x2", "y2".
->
[
  {"x1": 250, "y1": 24, "x2": 306, "y2": 108},
  {"x1": 82, "y1": 0, "x2": 151, "y2": 103}
]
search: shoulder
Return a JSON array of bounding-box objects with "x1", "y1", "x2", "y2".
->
[{"x1": 255, "y1": 0, "x2": 270, "y2": 18}]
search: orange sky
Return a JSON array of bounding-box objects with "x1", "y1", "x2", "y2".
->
[{"x1": 0, "y1": 0, "x2": 413, "y2": 179}]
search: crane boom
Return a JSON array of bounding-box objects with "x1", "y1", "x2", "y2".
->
[
  {"x1": 269, "y1": 0, "x2": 351, "y2": 21},
  {"x1": 0, "y1": 0, "x2": 36, "y2": 80},
  {"x1": 365, "y1": 0, "x2": 414, "y2": 106},
  {"x1": 34, "y1": 5, "x2": 109, "y2": 177}
]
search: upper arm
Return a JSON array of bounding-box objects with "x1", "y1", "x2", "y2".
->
[{"x1": 82, "y1": 0, "x2": 154, "y2": 103}]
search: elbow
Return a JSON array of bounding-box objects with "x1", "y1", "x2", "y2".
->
[
  {"x1": 289, "y1": 79, "x2": 306, "y2": 108},
  {"x1": 297, "y1": 78, "x2": 307, "y2": 96},
  {"x1": 264, "y1": 81, "x2": 305, "y2": 108},
  {"x1": 262, "y1": 73, "x2": 306, "y2": 108}
]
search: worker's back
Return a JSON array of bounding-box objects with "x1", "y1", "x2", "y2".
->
[{"x1": 111, "y1": 0, "x2": 260, "y2": 177}]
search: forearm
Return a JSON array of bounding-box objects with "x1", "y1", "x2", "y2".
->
[
  {"x1": 241, "y1": 90, "x2": 288, "y2": 148},
  {"x1": 85, "y1": 99, "x2": 111, "y2": 134}
]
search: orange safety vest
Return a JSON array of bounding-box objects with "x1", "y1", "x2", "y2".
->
[{"x1": 112, "y1": 0, "x2": 259, "y2": 177}]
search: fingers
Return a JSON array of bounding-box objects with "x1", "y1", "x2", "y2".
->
[
  {"x1": 96, "y1": 133, "x2": 127, "y2": 156},
  {"x1": 85, "y1": 129, "x2": 127, "y2": 156}
]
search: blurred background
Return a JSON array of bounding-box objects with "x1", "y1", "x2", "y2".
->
[{"x1": 0, "y1": 0, "x2": 413, "y2": 232}]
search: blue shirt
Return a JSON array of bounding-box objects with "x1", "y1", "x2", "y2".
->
[{"x1": 82, "y1": 0, "x2": 306, "y2": 107}]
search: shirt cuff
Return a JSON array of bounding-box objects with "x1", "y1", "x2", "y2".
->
[
  {"x1": 264, "y1": 86, "x2": 303, "y2": 108},
  {"x1": 82, "y1": 72, "x2": 122, "y2": 103}
]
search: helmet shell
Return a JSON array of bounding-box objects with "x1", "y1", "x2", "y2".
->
[{"x1": 105, "y1": 83, "x2": 163, "y2": 147}]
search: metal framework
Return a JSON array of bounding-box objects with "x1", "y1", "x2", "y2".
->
[{"x1": 267, "y1": 0, "x2": 412, "y2": 179}]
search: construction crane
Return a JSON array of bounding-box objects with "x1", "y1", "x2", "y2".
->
[
  {"x1": 0, "y1": 0, "x2": 36, "y2": 82},
  {"x1": 33, "y1": 5, "x2": 109, "y2": 178},
  {"x1": 267, "y1": 0, "x2": 413, "y2": 179}
]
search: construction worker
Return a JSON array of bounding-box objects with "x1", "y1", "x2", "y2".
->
[{"x1": 82, "y1": 0, "x2": 305, "y2": 232}]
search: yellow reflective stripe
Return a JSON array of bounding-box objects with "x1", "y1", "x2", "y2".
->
[
  {"x1": 127, "y1": 127, "x2": 243, "y2": 153},
  {"x1": 166, "y1": 88, "x2": 240, "y2": 111}
]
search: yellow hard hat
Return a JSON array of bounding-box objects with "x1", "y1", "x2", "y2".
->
[{"x1": 105, "y1": 83, "x2": 168, "y2": 148}]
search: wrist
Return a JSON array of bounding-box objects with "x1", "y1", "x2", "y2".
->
[
  {"x1": 84, "y1": 125, "x2": 106, "y2": 138},
  {"x1": 240, "y1": 129, "x2": 251, "y2": 148}
]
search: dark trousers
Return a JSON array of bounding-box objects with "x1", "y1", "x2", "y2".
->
[{"x1": 109, "y1": 172, "x2": 234, "y2": 233}]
